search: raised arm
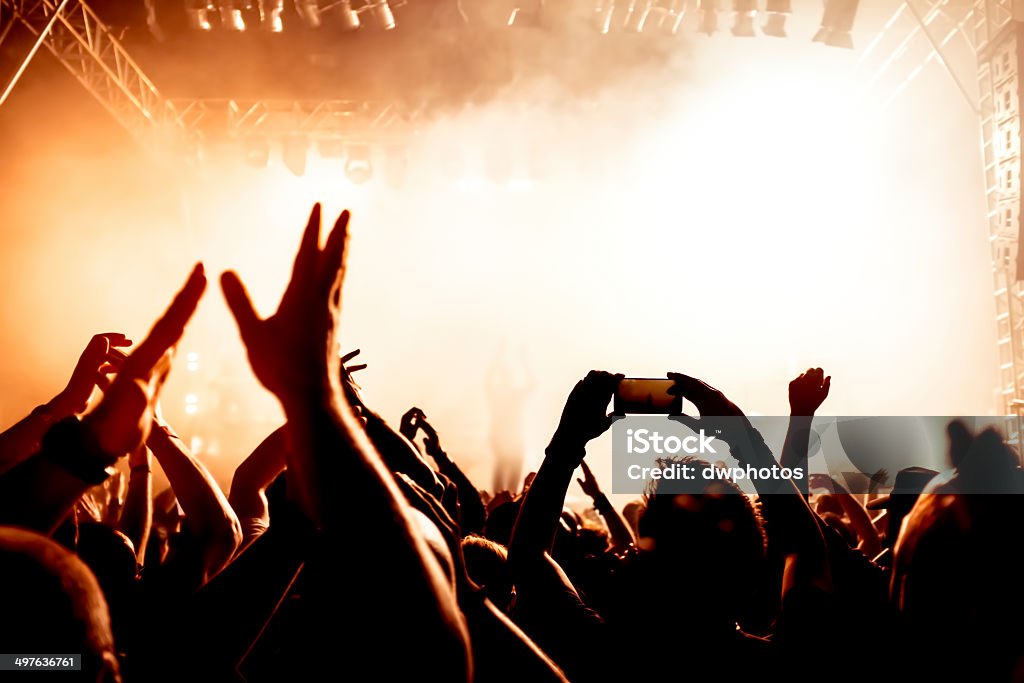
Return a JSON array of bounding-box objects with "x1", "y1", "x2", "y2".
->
[
  {"x1": 147, "y1": 414, "x2": 242, "y2": 582},
  {"x1": 577, "y1": 459, "x2": 635, "y2": 551},
  {"x1": 220, "y1": 204, "x2": 471, "y2": 679},
  {"x1": 407, "y1": 407, "x2": 487, "y2": 535},
  {"x1": 780, "y1": 368, "x2": 830, "y2": 496},
  {"x1": 0, "y1": 333, "x2": 130, "y2": 475},
  {"x1": 229, "y1": 425, "x2": 288, "y2": 551},
  {"x1": 509, "y1": 371, "x2": 621, "y2": 570},
  {"x1": 118, "y1": 444, "x2": 153, "y2": 563},
  {"x1": 0, "y1": 267, "x2": 205, "y2": 534}
]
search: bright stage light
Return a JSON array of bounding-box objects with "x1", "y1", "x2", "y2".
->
[
  {"x1": 185, "y1": 0, "x2": 215, "y2": 30},
  {"x1": 365, "y1": 0, "x2": 396, "y2": 29},
  {"x1": 337, "y1": 0, "x2": 361, "y2": 31},
  {"x1": 259, "y1": 0, "x2": 284, "y2": 31},
  {"x1": 345, "y1": 145, "x2": 373, "y2": 184},
  {"x1": 295, "y1": 0, "x2": 322, "y2": 27},
  {"x1": 217, "y1": 1, "x2": 246, "y2": 30}
]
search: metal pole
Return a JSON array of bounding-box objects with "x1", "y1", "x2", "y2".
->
[{"x1": 0, "y1": 0, "x2": 72, "y2": 108}]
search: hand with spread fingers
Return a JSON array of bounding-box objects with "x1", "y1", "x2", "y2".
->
[
  {"x1": 52, "y1": 333, "x2": 132, "y2": 416},
  {"x1": 221, "y1": 204, "x2": 350, "y2": 408},
  {"x1": 84, "y1": 264, "x2": 206, "y2": 459}
]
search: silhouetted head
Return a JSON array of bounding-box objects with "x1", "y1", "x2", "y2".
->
[
  {"x1": 462, "y1": 534, "x2": 513, "y2": 611},
  {"x1": 891, "y1": 426, "x2": 1024, "y2": 678},
  {"x1": 0, "y1": 526, "x2": 121, "y2": 681},
  {"x1": 636, "y1": 457, "x2": 767, "y2": 621},
  {"x1": 865, "y1": 466, "x2": 938, "y2": 549}
]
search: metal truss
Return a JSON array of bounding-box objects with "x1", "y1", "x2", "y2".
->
[
  {"x1": 166, "y1": 98, "x2": 428, "y2": 144},
  {"x1": 858, "y1": 0, "x2": 1024, "y2": 446},
  {"x1": 858, "y1": 0, "x2": 980, "y2": 111},
  {"x1": 0, "y1": 0, "x2": 194, "y2": 158}
]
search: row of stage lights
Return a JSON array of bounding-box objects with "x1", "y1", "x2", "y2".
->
[
  {"x1": 184, "y1": 0, "x2": 397, "y2": 33},
  {"x1": 510, "y1": 0, "x2": 860, "y2": 47},
  {"x1": 243, "y1": 137, "x2": 395, "y2": 184},
  {"x1": 180, "y1": 0, "x2": 859, "y2": 48},
  {"x1": 239, "y1": 136, "x2": 546, "y2": 188}
]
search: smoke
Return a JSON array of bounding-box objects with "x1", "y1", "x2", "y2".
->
[{"x1": 0, "y1": 5, "x2": 997, "y2": 495}]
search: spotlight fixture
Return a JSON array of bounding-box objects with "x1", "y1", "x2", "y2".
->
[
  {"x1": 336, "y1": 0, "x2": 361, "y2": 30},
  {"x1": 260, "y1": 0, "x2": 285, "y2": 31},
  {"x1": 185, "y1": 0, "x2": 215, "y2": 30},
  {"x1": 282, "y1": 136, "x2": 308, "y2": 177},
  {"x1": 814, "y1": 0, "x2": 858, "y2": 49},
  {"x1": 218, "y1": 1, "x2": 246, "y2": 30},
  {"x1": 730, "y1": 0, "x2": 755, "y2": 36},
  {"x1": 295, "y1": 0, "x2": 322, "y2": 27},
  {"x1": 364, "y1": 0, "x2": 395, "y2": 29},
  {"x1": 698, "y1": 0, "x2": 717, "y2": 35},
  {"x1": 244, "y1": 138, "x2": 270, "y2": 168},
  {"x1": 762, "y1": 0, "x2": 790, "y2": 37},
  {"x1": 345, "y1": 145, "x2": 373, "y2": 184}
]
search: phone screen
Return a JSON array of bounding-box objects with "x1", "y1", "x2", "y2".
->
[{"x1": 614, "y1": 378, "x2": 683, "y2": 415}]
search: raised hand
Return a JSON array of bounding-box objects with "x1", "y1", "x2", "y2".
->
[
  {"x1": 400, "y1": 406, "x2": 425, "y2": 442},
  {"x1": 221, "y1": 204, "x2": 350, "y2": 406},
  {"x1": 84, "y1": 264, "x2": 206, "y2": 459},
  {"x1": 576, "y1": 460, "x2": 601, "y2": 499},
  {"x1": 666, "y1": 372, "x2": 745, "y2": 418},
  {"x1": 549, "y1": 370, "x2": 623, "y2": 460},
  {"x1": 52, "y1": 333, "x2": 132, "y2": 415},
  {"x1": 789, "y1": 367, "x2": 831, "y2": 416},
  {"x1": 417, "y1": 413, "x2": 447, "y2": 461}
]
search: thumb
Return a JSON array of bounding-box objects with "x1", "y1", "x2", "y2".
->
[{"x1": 221, "y1": 271, "x2": 261, "y2": 341}]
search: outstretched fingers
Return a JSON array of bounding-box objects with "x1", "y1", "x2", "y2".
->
[
  {"x1": 129, "y1": 264, "x2": 207, "y2": 376},
  {"x1": 221, "y1": 270, "x2": 261, "y2": 342}
]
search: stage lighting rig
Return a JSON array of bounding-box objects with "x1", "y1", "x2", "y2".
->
[
  {"x1": 813, "y1": 0, "x2": 858, "y2": 49},
  {"x1": 259, "y1": 0, "x2": 285, "y2": 31},
  {"x1": 697, "y1": 0, "x2": 717, "y2": 36},
  {"x1": 730, "y1": 0, "x2": 755, "y2": 37},
  {"x1": 761, "y1": 0, "x2": 789, "y2": 37}
]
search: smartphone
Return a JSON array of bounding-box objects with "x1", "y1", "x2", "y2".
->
[{"x1": 614, "y1": 378, "x2": 682, "y2": 415}]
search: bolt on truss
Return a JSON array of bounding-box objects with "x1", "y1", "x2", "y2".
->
[{"x1": 0, "y1": 0, "x2": 196, "y2": 158}]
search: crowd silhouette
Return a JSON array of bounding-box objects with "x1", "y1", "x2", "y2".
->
[{"x1": 2, "y1": 204, "x2": 1023, "y2": 682}]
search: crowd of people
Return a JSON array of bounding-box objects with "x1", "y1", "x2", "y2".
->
[{"x1": 2, "y1": 204, "x2": 1023, "y2": 682}]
